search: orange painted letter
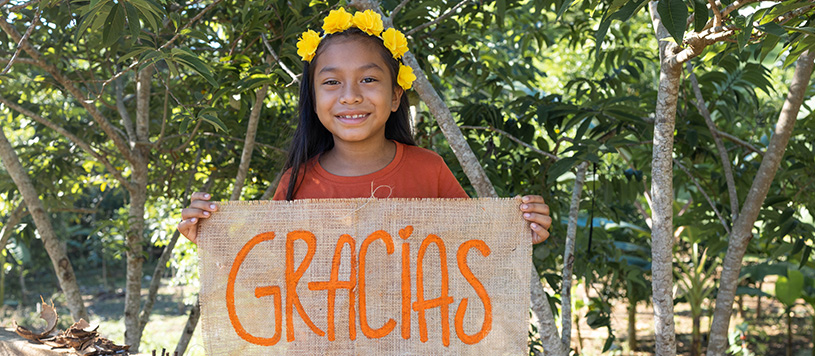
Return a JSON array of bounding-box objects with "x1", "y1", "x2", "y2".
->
[
  {"x1": 226, "y1": 232, "x2": 282, "y2": 345},
  {"x1": 286, "y1": 230, "x2": 325, "y2": 341},
  {"x1": 358, "y1": 230, "x2": 397, "y2": 339},
  {"x1": 399, "y1": 226, "x2": 414, "y2": 339},
  {"x1": 454, "y1": 239, "x2": 492, "y2": 344},
  {"x1": 308, "y1": 234, "x2": 357, "y2": 341},
  {"x1": 412, "y1": 234, "x2": 454, "y2": 346}
]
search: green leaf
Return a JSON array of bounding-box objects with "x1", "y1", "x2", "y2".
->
[
  {"x1": 201, "y1": 114, "x2": 228, "y2": 133},
  {"x1": 657, "y1": 0, "x2": 689, "y2": 44},
  {"x1": 759, "y1": 22, "x2": 787, "y2": 37},
  {"x1": 123, "y1": 2, "x2": 141, "y2": 41},
  {"x1": 175, "y1": 53, "x2": 218, "y2": 87},
  {"x1": 546, "y1": 156, "x2": 580, "y2": 184},
  {"x1": 102, "y1": 3, "x2": 125, "y2": 48},
  {"x1": 775, "y1": 269, "x2": 804, "y2": 307},
  {"x1": 692, "y1": 0, "x2": 708, "y2": 33}
]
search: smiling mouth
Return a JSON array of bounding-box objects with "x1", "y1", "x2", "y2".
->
[{"x1": 337, "y1": 114, "x2": 369, "y2": 119}]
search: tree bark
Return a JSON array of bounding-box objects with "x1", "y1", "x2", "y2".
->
[
  {"x1": 231, "y1": 83, "x2": 269, "y2": 200},
  {"x1": 687, "y1": 64, "x2": 739, "y2": 222},
  {"x1": 648, "y1": 2, "x2": 682, "y2": 355},
  {"x1": 561, "y1": 162, "x2": 588, "y2": 346},
  {"x1": 706, "y1": 49, "x2": 815, "y2": 356},
  {"x1": 628, "y1": 296, "x2": 638, "y2": 351},
  {"x1": 175, "y1": 298, "x2": 200, "y2": 355},
  {"x1": 124, "y1": 67, "x2": 152, "y2": 351},
  {"x1": 139, "y1": 149, "x2": 202, "y2": 334},
  {"x1": 0, "y1": 202, "x2": 25, "y2": 307},
  {"x1": 0, "y1": 127, "x2": 88, "y2": 321}
]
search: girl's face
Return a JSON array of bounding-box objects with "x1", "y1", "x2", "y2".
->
[{"x1": 311, "y1": 37, "x2": 403, "y2": 147}]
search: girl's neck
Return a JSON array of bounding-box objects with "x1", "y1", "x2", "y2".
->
[{"x1": 320, "y1": 138, "x2": 396, "y2": 176}]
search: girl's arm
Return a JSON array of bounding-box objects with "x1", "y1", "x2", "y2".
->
[
  {"x1": 178, "y1": 192, "x2": 219, "y2": 244},
  {"x1": 519, "y1": 195, "x2": 551, "y2": 244}
]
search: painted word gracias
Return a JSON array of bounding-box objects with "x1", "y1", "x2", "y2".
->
[{"x1": 226, "y1": 225, "x2": 493, "y2": 346}]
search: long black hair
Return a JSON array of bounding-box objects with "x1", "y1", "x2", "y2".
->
[{"x1": 283, "y1": 28, "x2": 415, "y2": 200}]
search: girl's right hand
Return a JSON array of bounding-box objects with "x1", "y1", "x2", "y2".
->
[{"x1": 178, "y1": 192, "x2": 218, "y2": 244}]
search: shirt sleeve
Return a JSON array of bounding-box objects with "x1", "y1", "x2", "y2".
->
[{"x1": 437, "y1": 163, "x2": 469, "y2": 198}]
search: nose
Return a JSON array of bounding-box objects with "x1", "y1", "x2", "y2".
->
[{"x1": 339, "y1": 82, "x2": 362, "y2": 105}]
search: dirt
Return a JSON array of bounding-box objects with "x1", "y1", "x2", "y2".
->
[{"x1": 568, "y1": 284, "x2": 814, "y2": 355}]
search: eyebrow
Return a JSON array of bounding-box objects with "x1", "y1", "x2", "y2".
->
[{"x1": 318, "y1": 62, "x2": 384, "y2": 75}]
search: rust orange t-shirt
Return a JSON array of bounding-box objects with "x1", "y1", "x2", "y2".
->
[{"x1": 272, "y1": 141, "x2": 468, "y2": 200}]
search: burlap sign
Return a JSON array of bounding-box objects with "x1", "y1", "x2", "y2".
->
[{"x1": 198, "y1": 198, "x2": 530, "y2": 355}]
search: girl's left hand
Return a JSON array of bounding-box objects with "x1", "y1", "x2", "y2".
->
[{"x1": 519, "y1": 195, "x2": 552, "y2": 244}]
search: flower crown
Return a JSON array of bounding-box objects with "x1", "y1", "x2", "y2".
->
[{"x1": 296, "y1": 8, "x2": 416, "y2": 91}]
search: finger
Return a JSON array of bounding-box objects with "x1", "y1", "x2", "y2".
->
[
  {"x1": 190, "y1": 192, "x2": 212, "y2": 202},
  {"x1": 530, "y1": 223, "x2": 550, "y2": 244},
  {"x1": 177, "y1": 218, "x2": 198, "y2": 244},
  {"x1": 521, "y1": 195, "x2": 545, "y2": 204},
  {"x1": 189, "y1": 200, "x2": 219, "y2": 212},
  {"x1": 181, "y1": 207, "x2": 212, "y2": 220},
  {"x1": 523, "y1": 212, "x2": 552, "y2": 229},
  {"x1": 520, "y1": 202, "x2": 549, "y2": 216}
]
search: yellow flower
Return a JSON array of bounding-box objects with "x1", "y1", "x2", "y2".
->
[
  {"x1": 382, "y1": 28, "x2": 408, "y2": 59},
  {"x1": 322, "y1": 8, "x2": 353, "y2": 34},
  {"x1": 296, "y1": 30, "x2": 321, "y2": 62},
  {"x1": 352, "y1": 10, "x2": 383, "y2": 36},
  {"x1": 397, "y1": 63, "x2": 416, "y2": 90}
]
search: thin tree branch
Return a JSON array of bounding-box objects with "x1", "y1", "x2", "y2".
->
[
  {"x1": 791, "y1": 175, "x2": 815, "y2": 203},
  {"x1": 0, "y1": 0, "x2": 11, "y2": 8},
  {"x1": 722, "y1": 0, "x2": 759, "y2": 17},
  {"x1": 0, "y1": 201, "x2": 25, "y2": 250},
  {"x1": 716, "y1": 129, "x2": 762, "y2": 156},
  {"x1": 260, "y1": 167, "x2": 285, "y2": 200},
  {"x1": 673, "y1": 159, "x2": 731, "y2": 235},
  {"x1": 115, "y1": 76, "x2": 136, "y2": 145},
  {"x1": 98, "y1": 0, "x2": 224, "y2": 97},
  {"x1": 0, "y1": 57, "x2": 37, "y2": 66},
  {"x1": 459, "y1": 125, "x2": 559, "y2": 160},
  {"x1": 0, "y1": 6, "x2": 39, "y2": 75},
  {"x1": 0, "y1": 16, "x2": 136, "y2": 165},
  {"x1": 707, "y1": 0, "x2": 723, "y2": 26},
  {"x1": 170, "y1": 119, "x2": 203, "y2": 152},
  {"x1": 561, "y1": 161, "x2": 588, "y2": 346},
  {"x1": 687, "y1": 63, "x2": 738, "y2": 222},
  {"x1": 405, "y1": 0, "x2": 469, "y2": 37},
  {"x1": 139, "y1": 148, "x2": 202, "y2": 333},
  {"x1": 260, "y1": 33, "x2": 299, "y2": 85},
  {"x1": 200, "y1": 132, "x2": 286, "y2": 154},
  {"x1": 0, "y1": 95, "x2": 134, "y2": 191},
  {"x1": 391, "y1": 0, "x2": 411, "y2": 19},
  {"x1": 776, "y1": 4, "x2": 815, "y2": 25},
  {"x1": 9, "y1": 0, "x2": 39, "y2": 11}
]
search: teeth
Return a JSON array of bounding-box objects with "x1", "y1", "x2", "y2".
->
[{"x1": 339, "y1": 114, "x2": 365, "y2": 119}]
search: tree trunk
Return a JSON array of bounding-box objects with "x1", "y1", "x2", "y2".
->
[
  {"x1": 139, "y1": 149, "x2": 202, "y2": 335},
  {"x1": 692, "y1": 313, "x2": 701, "y2": 356},
  {"x1": 561, "y1": 161, "x2": 588, "y2": 345},
  {"x1": 124, "y1": 67, "x2": 152, "y2": 351},
  {"x1": 648, "y1": 2, "x2": 682, "y2": 353},
  {"x1": 756, "y1": 281, "x2": 762, "y2": 320},
  {"x1": 230, "y1": 81, "x2": 269, "y2": 200},
  {"x1": 0, "y1": 127, "x2": 88, "y2": 321},
  {"x1": 628, "y1": 297, "x2": 637, "y2": 351},
  {"x1": 706, "y1": 50, "x2": 815, "y2": 355},
  {"x1": 0, "y1": 202, "x2": 25, "y2": 307},
  {"x1": 176, "y1": 298, "x2": 200, "y2": 355},
  {"x1": 787, "y1": 309, "x2": 792, "y2": 356}
]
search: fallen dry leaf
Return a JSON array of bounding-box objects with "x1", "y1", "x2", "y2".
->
[{"x1": 12, "y1": 297, "x2": 59, "y2": 341}]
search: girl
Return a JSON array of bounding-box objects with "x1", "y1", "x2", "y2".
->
[{"x1": 178, "y1": 8, "x2": 552, "y2": 244}]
